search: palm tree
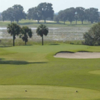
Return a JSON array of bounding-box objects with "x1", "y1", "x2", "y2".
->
[
  {"x1": 36, "y1": 24, "x2": 49, "y2": 45},
  {"x1": 20, "y1": 26, "x2": 32, "y2": 45},
  {"x1": 7, "y1": 23, "x2": 21, "y2": 46}
]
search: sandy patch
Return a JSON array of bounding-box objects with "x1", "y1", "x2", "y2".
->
[{"x1": 54, "y1": 52, "x2": 100, "y2": 59}]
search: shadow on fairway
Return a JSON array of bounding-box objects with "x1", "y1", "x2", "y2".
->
[
  {"x1": 0, "y1": 59, "x2": 47, "y2": 65},
  {"x1": 0, "y1": 58, "x2": 5, "y2": 60}
]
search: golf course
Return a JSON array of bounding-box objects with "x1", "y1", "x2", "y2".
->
[{"x1": 0, "y1": 20, "x2": 100, "y2": 100}]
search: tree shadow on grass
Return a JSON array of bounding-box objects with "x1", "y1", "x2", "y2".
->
[{"x1": 0, "y1": 59, "x2": 47, "y2": 65}]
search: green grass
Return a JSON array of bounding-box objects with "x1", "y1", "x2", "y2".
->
[
  {"x1": 0, "y1": 85, "x2": 99, "y2": 100},
  {"x1": 0, "y1": 44, "x2": 100, "y2": 100},
  {"x1": 0, "y1": 19, "x2": 94, "y2": 27},
  {"x1": 89, "y1": 70, "x2": 100, "y2": 75}
]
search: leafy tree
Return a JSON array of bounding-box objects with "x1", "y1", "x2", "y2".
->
[
  {"x1": 58, "y1": 10, "x2": 67, "y2": 24},
  {"x1": 2, "y1": 8, "x2": 15, "y2": 22},
  {"x1": 27, "y1": 7, "x2": 42, "y2": 23},
  {"x1": 36, "y1": 24, "x2": 49, "y2": 45},
  {"x1": 27, "y1": 3, "x2": 54, "y2": 23},
  {"x1": 27, "y1": 8, "x2": 33, "y2": 20},
  {"x1": 54, "y1": 14, "x2": 60, "y2": 24},
  {"x1": 74, "y1": 11, "x2": 79, "y2": 24},
  {"x1": 84, "y1": 23, "x2": 100, "y2": 45},
  {"x1": 20, "y1": 26, "x2": 33, "y2": 45},
  {"x1": 57, "y1": 8, "x2": 75, "y2": 24},
  {"x1": 75, "y1": 7, "x2": 86, "y2": 24},
  {"x1": 2, "y1": 5, "x2": 26, "y2": 23},
  {"x1": 7, "y1": 8, "x2": 15, "y2": 22},
  {"x1": 12, "y1": 5, "x2": 26, "y2": 23},
  {"x1": 37, "y1": 3, "x2": 54, "y2": 23},
  {"x1": 67, "y1": 7, "x2": 75, "y2": 24},
  {"x1": 2, "y1": 10, "x2": 8, "y2": 21},
  {"x1": 85, "y1": 8, "x2": 99, "y2": 23},
  {"x1": 0, "y1": 13, "x2": 2, "y2": 20},
  {"x1": 7, "y1": 23, "x2": 21, "y2": 46}
]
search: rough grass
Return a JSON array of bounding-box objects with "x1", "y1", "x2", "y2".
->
[{"x1": 0, "y1": 44, "x2": 100, "y2": 100}]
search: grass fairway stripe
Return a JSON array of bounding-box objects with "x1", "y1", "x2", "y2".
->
[
  {"x1": 0, "y1": 85, "x2": 100, "y2": 100},
  {"x1": 89, "y1": 70, "x2": 100, "y2": 75}
]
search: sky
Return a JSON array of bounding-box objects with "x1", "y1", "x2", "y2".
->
[{"x1": 0, "y1": 0, "x2": 100, "y2": 13}]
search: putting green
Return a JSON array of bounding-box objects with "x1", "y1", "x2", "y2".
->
[
  {"x1": 89, "y1": 70, "x2": 100, "y2": 75},
  {"x1": 0, "y1": 85, "x2": 100, "y2": 100}
]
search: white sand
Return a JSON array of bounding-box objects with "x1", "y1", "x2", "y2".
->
[{"x1": 54, "y1": 52, "x2": 100, "y2": 59}]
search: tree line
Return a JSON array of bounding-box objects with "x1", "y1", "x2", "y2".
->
[
  {"x1": 2, "y1": 3, "x2": 54, "y2": 23},
  {"x1": 1, "y1": 3, "x2": 100, "y2": 24},
  {"x1": 54, "y1": 7, "x2": 100, "y2": 24}
]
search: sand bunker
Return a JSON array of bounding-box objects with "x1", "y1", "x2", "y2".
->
[{"x1": 54, "y1": 52, "x2": 100, "y2": 59}]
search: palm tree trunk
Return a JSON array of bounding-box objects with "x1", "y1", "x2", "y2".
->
[
  {"x1": 37, "y1": 20, "x2": 39, "y2": 24},
  {"x1": 44, "y1": 20, "x2": 46, "y2": 23},
  {"x1": 42, "y1": 35, "x2": 43, "y2": 45},
  {"x1": 82, "y1": 20, "x2": 83, "y2": 24},
  {"x1": 25, "y1": 41, "x2": 26, "y2": 45},
  {"x1": 13, "y1": 35, "x2": 15, "y2": 46},
  {"x1": 76, "y1": 20, "x2": 77, "y2": 24}
]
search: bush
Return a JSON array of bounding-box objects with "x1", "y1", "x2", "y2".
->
[{"x1": 84, "y1": 23, "x2": 100, "y2": 46}]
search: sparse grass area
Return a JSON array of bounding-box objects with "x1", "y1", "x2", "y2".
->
[{"x1": 0, "y1": 44, "x2": 100, "y2": 100}]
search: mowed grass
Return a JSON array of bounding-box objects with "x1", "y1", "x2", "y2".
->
[
  {"x1": 0, "y1": 85, "x2": 100, "y2": 100},
  {"x1": 0, "y1": 44, "x2": 100, "y2": 100},
  {"x1": 89, "y1": 70, "x2": 100, "y2": 75}
]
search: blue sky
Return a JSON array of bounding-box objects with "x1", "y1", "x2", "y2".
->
[{"x1": 0, "y1": 0, "x2": 100, "y2": 13}]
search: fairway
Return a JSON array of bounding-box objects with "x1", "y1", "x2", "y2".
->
[
  {"x1": 0, "y1": 85, "x2": 100, "y2": 100},
  {"x1": 0, "y1": 44, "x2": 100, "y2": 100}
]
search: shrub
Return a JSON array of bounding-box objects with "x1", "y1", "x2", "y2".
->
[{"x1": 84, "y1": 23, "x2": 100, "y2": 46}]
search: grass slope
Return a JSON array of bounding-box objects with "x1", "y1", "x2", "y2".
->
[{"x1": 0, "y1": 44, "x2": 100, "y2": 100}]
